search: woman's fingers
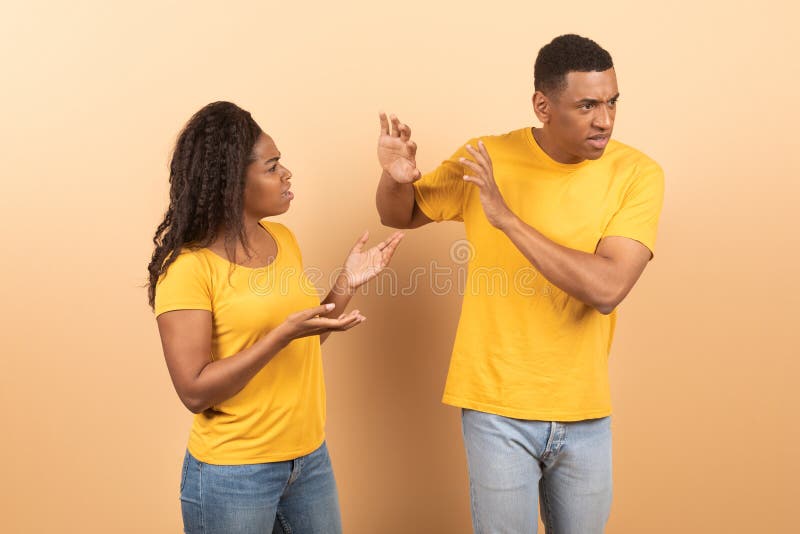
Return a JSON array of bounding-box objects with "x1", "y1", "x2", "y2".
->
[
  {"x1": 351, "y1": 230, "x2": 370, "y2": 253},
  {"x1": 375, "y1": 231, "x2": 402, "y2": 251},
  {"x1": 336, "y1": 310, "x2": 366, "y2": 329},
  {"x1": 303, "y1": 310, "x2": 364, "y2": 331},
  {"x1": 293, "y1": 303, "x2": 335, "y2": 321},
  {"x1": 335, "y1": 312, "x2": 365, "y2": 331},
  {"x1": 380, "y1": 232, "x2": 405, "y2": 263},
  {"x1": 338, "y1": 315, "x2": 365, "y2": 330}
]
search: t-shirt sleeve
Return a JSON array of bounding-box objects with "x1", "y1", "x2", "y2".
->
[
  {"x1": 600, "y1": 158, "x2": 665, "y2": 259},
  {"x1": 154, "y1": 251, "x2": 213, "y2": 317},
  {"x1": 412, "y1": 140, "x2": 475, "y2": 222}
]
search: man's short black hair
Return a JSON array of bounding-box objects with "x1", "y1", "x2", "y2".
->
[{"x1": 534, "y1": 34, "x2": 613, "y2": 96}]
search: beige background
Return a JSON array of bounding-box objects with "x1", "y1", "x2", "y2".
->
[{"x1": 1, "y1": 0, "x2": 798, "y2": 532}]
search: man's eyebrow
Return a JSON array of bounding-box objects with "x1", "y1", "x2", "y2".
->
[
  {"x1": 575, "y1": 93, "x2": 621, "y2": 104},
  {"x1": 265, "y1": 155, "x2": 281, "y2": 164}
]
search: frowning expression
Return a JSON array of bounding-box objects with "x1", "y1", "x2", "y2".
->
[
  {"x1": 535, "y1": 68, "x2": 619, "y2": 163},
  {"x1": 243, "y1": 132, "x2": 293, "y2": 218}
]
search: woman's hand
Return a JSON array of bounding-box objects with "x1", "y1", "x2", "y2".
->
[
  {"x1": 277, "y1": 303, "x2": 365, "y2": 342},
  {"x1": 341, "y1": 230, "x2": 405, "y2": 291}
]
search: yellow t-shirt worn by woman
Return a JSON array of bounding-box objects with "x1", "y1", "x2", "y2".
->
[{"x1": 155, "y1": 221, "x2": 324, "y2": 465}]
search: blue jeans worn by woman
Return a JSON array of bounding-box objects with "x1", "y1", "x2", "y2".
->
[
  {"x1": 461, "y1": 409, "x2": 613, "y2": 534},
  {"x1": 180, "y1": 441, "x2": 342, "y2": 534}
]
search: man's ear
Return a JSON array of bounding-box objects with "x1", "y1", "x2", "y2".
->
[{"x1": 532, "y1": 91, "x2": 551, "y2": 124}]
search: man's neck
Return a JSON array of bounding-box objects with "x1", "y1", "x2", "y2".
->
[{"x1": 531, "y1": 127, "x2": 584, "y2": 165}]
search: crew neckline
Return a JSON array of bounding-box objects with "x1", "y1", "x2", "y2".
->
[
  {"x1": 202, "y1": 219, "x2": 281, "y2": 271},
  {"x1": 524, "y1": 127, "x2": 592, "y2": 172}
]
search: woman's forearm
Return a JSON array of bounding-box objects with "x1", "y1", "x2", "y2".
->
[
  {"x1": 183, "y1": 326, "x2": 290, "y2": 413},
  {"x1": 319, "y1": 272, "x2": 356, "y2": 344}
]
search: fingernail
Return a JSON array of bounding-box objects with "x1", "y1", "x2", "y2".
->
[{"x1": 326, "y1": 303, "x2": 335, "y2": 310}]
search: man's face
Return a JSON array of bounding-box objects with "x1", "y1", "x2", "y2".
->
[{"x1": 542, "y1": 68, "x2": 619, "y2": 163}]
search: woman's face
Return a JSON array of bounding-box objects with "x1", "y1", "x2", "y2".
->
[{"x1": 243, "y1": 132, "x2": 293, "y2": 219}]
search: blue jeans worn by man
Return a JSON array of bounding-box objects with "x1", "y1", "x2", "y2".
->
[
  {"x1": 462, "y1": 410, "x2": 612, "y2": 533},
  {"x1": 376, "y1": 34, "x2": 664, "y2": 533}
]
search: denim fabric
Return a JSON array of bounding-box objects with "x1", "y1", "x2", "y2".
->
[
  {"x1": 180, "y1": 441, "x2": 342, "y2": 534},
  {"x1": 461, "y1": 409, "x2": 613, "y2": 534}
]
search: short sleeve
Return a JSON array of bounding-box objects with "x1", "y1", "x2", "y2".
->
[
  {"x1": 601, "y1": 158, "x2": 665, "y2": 259},
  {"x1": 412, "y1": 140, "x2": 475, "y2": 222},
  {"x1": 154, "y1": 251, "x2": 213, "y2": 316}
]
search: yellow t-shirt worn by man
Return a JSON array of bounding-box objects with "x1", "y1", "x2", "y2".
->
[
  {"x1": 155, "y1": 221, "x2": 324, "y2": 465},
  {"x1": 413, "y1": 127, "x2": 664, "y2": 421}
]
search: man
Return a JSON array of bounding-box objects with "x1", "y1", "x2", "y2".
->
[{"x1": 375, "y1": 34, "x2": 664, "y2": 533}]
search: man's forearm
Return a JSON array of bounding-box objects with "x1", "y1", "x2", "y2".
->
[
  {"x1": 376, "y1": 170, "x2": 416, "y2": 228},
  {"x1": 501, "y1": 215, "x2": 621, "y2": 314}
]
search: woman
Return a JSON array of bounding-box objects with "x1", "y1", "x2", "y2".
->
[{"x1": 147, "y1": 101, "x2": 403, "y2": 534}]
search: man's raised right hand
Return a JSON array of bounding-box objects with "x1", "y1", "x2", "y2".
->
[{"x1": 378, "y1": 112, "x2": 421, "y2": 184}]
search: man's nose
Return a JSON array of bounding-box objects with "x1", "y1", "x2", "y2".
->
[{"x1": 594, "y1": 105, "x2": 612, "y2": 129}]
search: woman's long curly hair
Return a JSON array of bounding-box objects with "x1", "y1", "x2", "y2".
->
[{"x1": 147, "y1": 101, "x2": 263, "y2": 309}]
